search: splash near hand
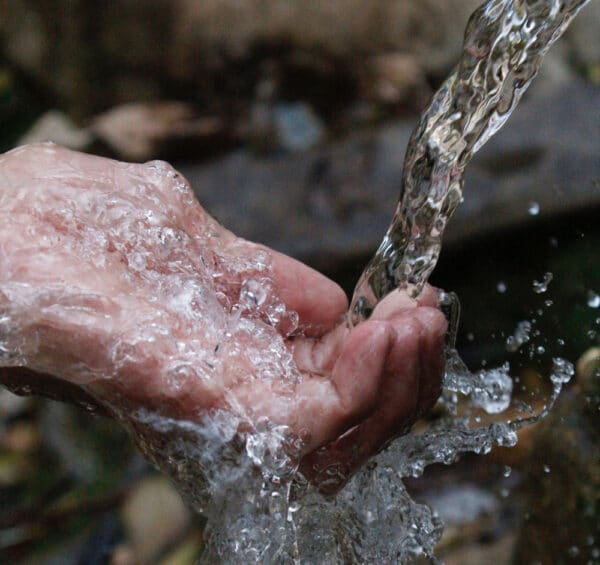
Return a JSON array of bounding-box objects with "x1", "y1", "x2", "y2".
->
[{"x1": 0, "y1": 143, "x2": 446, "y2": 493}]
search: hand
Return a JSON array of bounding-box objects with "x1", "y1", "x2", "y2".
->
[{"x1": 0, "y1": 143, "x2": 447, "y2": 489}]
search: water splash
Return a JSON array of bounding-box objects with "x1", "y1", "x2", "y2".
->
[
  {"x1": 533, "y1": 272, "x2": 554, "y2": 294},
  {"x1": 0, "y1": 1, "x2": 589, "y2": 562},
  {"x1": 136, "y1": 1, "x2": 587, "y2": 561}
]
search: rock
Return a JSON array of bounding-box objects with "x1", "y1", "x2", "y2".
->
[
  {"x1": 362, "y1": 53, "x2": 430, "y2": 107},
  {"x1": 441, "y1": 533, "x2": 515, "y2": 565},
  {"x1": 422, "y1": 484, "x2": 499, "y2": 526},
  {"x1": 0, "y1": 422, "x2": 40, "y2": 452},
  {"x1": 564, "y1": 1, "x2": 600, "y2": 72},
  {"x1": 0, "y1": 388, "x2": 32, "y2": 419},
  {"x1": 121, "y1": 476, "x2": 192, "y2": 564},
  {"x1": 576, "y1": 347, "x2": 600, "y2": 388},
  {"x1": 272, "y1": 102, "x2": 325, "y2": 152},
  {"x1": 17, "y1": 110, "x2": 92, "y2": 151},
  {"x1": 177, "y1": 82, "x2": 600, "y2": 277},
  {"x1": 158, "y1": 532, "x2": 203, "y2": 565},
  {"x1": 0, "y1": 0, "x2": 480, "y2": 117},
  {"x1": 512, "y1": 376, "x2": 600, "y2": 564},
  {"x1": 90, "y1": 102, "x2": 228, "y2": 162}
]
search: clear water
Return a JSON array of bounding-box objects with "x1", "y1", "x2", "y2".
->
[
  {"x1": 0, "y1": 1, "x2": 590, "y2": 563},
  {"x1": 123, "y1": 2, "x2": 588, "y2": 562},
  {"x1": 349, "y1": 0, "x2": 590, "y2": 322},
  {"x1": 134, "y1": 1, "x2": 589, "y2": 562}
]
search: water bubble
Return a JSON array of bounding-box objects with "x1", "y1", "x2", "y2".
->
[
  {"x1": 101, "y1": 0, "x2": 594, "y2": 561},
  {"x1": 587, "y1": 291, "x2": 600, "y2": 308},
  {"x1": 536, "y1": 345, "x2": 545, "y2": 355},
  {"x1": 543, "y1": 464, "x2": 551, "y2": 473},
  {"x1": 502, "y1": 465, "x2": 512, "y2": 478},
  {"x1": 506, "y1": 320, "x2": 532, "y2": 352},
  {"x1": 496, "y1": 281, "x2": 507, "y2": 293},
  {"x1": 528, "y1": 202, "x2": 540, "y2": 216},
  {"x1": 532, "y1": 272, "x2": 553, "y2": 294},
  {"x1": 240, "y1": 279, "x2": 268, "y2": 309},
  {"x1": 567, "y1": 545, "x2": 580, "y2": 557},
  {"x1": 550, "y1": 357, "x2": 575, "y2": 385},
  {"x1": 472, "y1": 365, "x2": 513, "y2": 414}
]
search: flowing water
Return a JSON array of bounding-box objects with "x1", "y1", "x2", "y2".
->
[
  {"x1": 145, "y1": 0, "x2": 590, "y2": 562},
  {"x1": 349, "y1": 0, "x2": 591, "y2": 322},
  {"x1": 1, "y1": 0, "x2": 591, "y2": 563}
]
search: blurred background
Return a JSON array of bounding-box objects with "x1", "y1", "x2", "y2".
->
[{"x1": 0, "y1": 1, "x2": 599, "y2": 563}]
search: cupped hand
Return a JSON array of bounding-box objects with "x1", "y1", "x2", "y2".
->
[{"x1": 0, "y1": 143, "x2": 447, "y2": 488}]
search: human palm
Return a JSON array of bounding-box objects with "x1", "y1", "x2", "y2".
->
[{"x1": 0, "y1": 143, "x2": 446, "y2": 486}]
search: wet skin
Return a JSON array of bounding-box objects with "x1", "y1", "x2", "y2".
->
[{"x1": 0, "y1": 143, "x2": 446, "y2": 489}]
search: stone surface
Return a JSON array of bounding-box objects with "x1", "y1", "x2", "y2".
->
[
  {"x1": 90, "y1": 102, "x2": 228, "y2": 162},
  {"x1": 513, "y1": 383, "x2": 600, "y2": 563},
  {"x1": 179, "y1": 81, "x2": 600, "y2": 275},
  {"x1": 121, "y1": 476, "x2": 192, "y2": 564},
  {"x1": 17, "y1": 110, "x2": 92, "y2": 150},
  {"x1": 0, "y1": 0, "x2": 480, "y2": 116},
  {"x1": 563, "y1": 0, "x2": 600, "y2": 71}
]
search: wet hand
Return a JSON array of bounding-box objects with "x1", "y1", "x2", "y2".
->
[{"x1": 0, "y1": 143, "x2": 447, "y2": 489}]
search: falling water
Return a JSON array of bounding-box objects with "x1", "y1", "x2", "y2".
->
[
  {"x1": 141, "y1": 0, "x2": 590, "y2": 562},
  {"x1": 0, "y1": 0, "x2": 589, "y2": 562},
  {"x1": 131, "y1": 0, "x2": 592, "y2": 562},
  {"x1": 349, "y1": 0, "x2": 591, "y2": 322}
]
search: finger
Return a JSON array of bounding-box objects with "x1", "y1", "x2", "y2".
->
[
  {"x1": 301, "y1": 316, "x2": 422, "y2": 491},
  {"x1": 416, "y1": 285, "x2": 441, "y2": 308},
  {"x1": 369, "y1": 284, "x2": 441, "y2": 321},
  {"x1": 412, "y1": 307, "x2": 447, "y2": 414},
  {"x1": 262, "y1": 246, "x2": 348, "y2": 337},
  {"x1": 287, "y1": 320, "x2": 393, "y2": 453},
  {"x1": 370, "y1": 290, "x2": 418, "y2": 320}
]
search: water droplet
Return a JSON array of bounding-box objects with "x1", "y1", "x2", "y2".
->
[
  {"x1": 532, "y1": 272, "x2": 553, "y2": 294},
  {"x1": 506, "y1": 320, "x2": 532, "y2": 352},
  {"x1": 543, "y1": 464, "x2": 551, "y2": 473},
  {"x1": 536, "y1": 345, "x2": 545, "y2": 355},
  {"x1": 550, "y1": 357, "x2": 575, "y2": 385},
  {"x1": 587, "y1": 291, "x2": 600, "y2": 308},
  {"x1": 496, "y1": 281, "x2": 507, "y2": 293},
  {"x1": 502, "y1": 465, "x2": 512, "y2": 478},
  {"x1": 472, "y1": 365, "x2": 513, "y2": 414},
  {"x1": 528, "y1": 202, "x2": 540, "y2": 215}
]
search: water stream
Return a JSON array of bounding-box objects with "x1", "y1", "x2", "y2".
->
[{"x1": 129, "y1": 1, "x2": 593, "y2": 562}]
